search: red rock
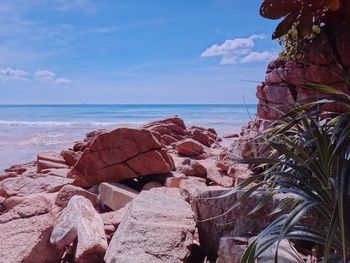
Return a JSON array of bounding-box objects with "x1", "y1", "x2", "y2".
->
[
  {"x1": 176, "y1": 139, "x2": 205, "y2": 157},
  {"x1": 0, "y1": 174, "x2": 73, "y2": 198},
  {"x1": 100, "y1": 207, "x2": 127, "y2": 240},
  {"x1": 126, "y1": 149, "x2": 174, "y2": 175},
  {"x1": 189, "y1": 126, "x2": 217, "y2": 147},
  {"x1": 161, "y1": 134, "x2": 178, "y2": 144},
  {"x1": 50, "y1": 196, "x2": 107, "y2": 262},
  {"x1": 55, "y1": 184, "x2": 98, "y2": 208},
  {"x1": 206, "y1": 166, "x2": 234, "y2": 188},
  {"x1": 0, "y1": 195, "x2": 50, "y2": 223},
  {"x1": 61, "y1": 149, "x2": 81, "y2": 167},
  {"x1": 37, "y1": 160, "x2": 69, "y2": 173},
  {"x1": 98, "y1": 182, "x2": 138, "y2": 211},
  {"x1": 165, "y1": 172, "x2": 206, "y2": 188},
  {"x1": 37, "y1": 151, "x2": 66, "y2": 165},
  {"x1": 69, "y1": 127, "x2": 174, "y2": 187},
  {"x1": 176, "y1": 158, "x2": 207, "y2": 177},
  {"x1": 179, "y1": 178, "x2": 209, "y2": 202},
  {"x1": 41, "y1": 168, "x2": 71, "y2": 177},
  {"x1": 0, "y1": 213, "x2": 63, "y2": 263},
  {"x1": 4, "y1": 162, "x2": 36, "y2": 175}
]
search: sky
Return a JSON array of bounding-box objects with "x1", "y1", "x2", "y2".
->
[{"x1": 0, "y1": 0, "x2": 281, "y2": 104}]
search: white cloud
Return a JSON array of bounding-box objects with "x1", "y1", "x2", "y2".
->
[
  {"x1": 55, "y1": 77, "x2": 72, "y2": 84},
  {"x1": 201, "y1": 34, "x2": 274, "y2": 64},
  {"x1": 0, "y1": 67, "x2": 29, "y2": 80},
  {"x1": 35, "y1": 70, "x2": 56, "y2": 81},
  {"x1": 240, "y1": 51, "x2": 276, "y2": 63}
]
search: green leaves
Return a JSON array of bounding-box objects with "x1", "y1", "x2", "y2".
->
[{"x1": 236, "y1": 105, "x2": 350, "y2": 262}]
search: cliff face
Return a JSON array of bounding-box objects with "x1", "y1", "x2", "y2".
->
[{"x1": 256, "y1": 23, "x2": 350, "y2": 120}]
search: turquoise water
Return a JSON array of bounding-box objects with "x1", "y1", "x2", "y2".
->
[{"x1": 0, "y1": 104, "x2": 256, "y2": 171}]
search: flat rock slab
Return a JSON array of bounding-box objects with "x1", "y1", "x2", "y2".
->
[
  {"x1": 0, "y1": 174, "x2": 73, "y2": 198},
  {"x1": 0, "y1": 213, "x2": 63, "y2": 263},
  {"x1": 98, "y1": 182, "x2": 138, "y2": 211},
  {"x1": 105, "y1": 187, "x2": 196, "y2": 263}
]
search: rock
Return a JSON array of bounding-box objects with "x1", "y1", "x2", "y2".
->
[
  {"x1": 98, "y1": 182, "x2": 138, "y2": 211},
  {"x1": 142, "y1": 181, "x2": 163, "y2": 191},
  {"x1": 188, "y1": 126, "x2": 218, "y2": 147},
  {"x1": 0, "y1": 195, "x2": 51, "y2": 223},
  {"x1": 216, "y1": 237, "x2": 247, "y2": 263},
  {"x1": 223, "y1": 133, "x2": 239, "y2": 139},
  {"x1": 55, "y1": 184, "x2": 98, "y2": 208},
  {"x1": 37, "y1": 160, "x2": 69, "y2": 173},
  {"x1": 0, "y1": 213, "x2": 63, "y2": 263},
  {"x1": 176, "y1": 139, "x2": 205, "y2": 157},
  {"x1": 191, "y1": 189, "x2": 293, "y2": 261},
  {"x1": 41, "y1": 168, "x2": 71, "y2": 177},
  {"x1": 50, "y1": 196, "x2": 107, "y2": 263},
  {"x1": 126, "y1": 149, "x2": 175, "y2": 175},
  {"x1": 0, "y1": 174, "x2": 73, "y2": 198},
  {"x1": 105, "y1": 187, "x2": 196, "y2": 263},
  {"x1": 60, "y1": 149, "x2": 81, "y2": 167},
  {"x1": 69, "y1": 127, "x2": 174, "y2": 187},
  {"x1": 179, "y1": 178, "x2": 209, "y2": 202},
  {"x1": 177, "y1": 158, "x2": 207, "y2": 177},
  {"x1": 100, "y1": 207, "x2": 127, "y2": 239},
  {"x1": 37, "y1": 151, "x2": 66, "y2": 165},
  {"x1": 254, "y1": 238, "x2": 302, "y2": 263},
  {"x1": 164, "y1": 172, "x2": 206, "y2": 188},
  {"x1": 206, "y1": 166, "x2": 234, "y2": 187}
]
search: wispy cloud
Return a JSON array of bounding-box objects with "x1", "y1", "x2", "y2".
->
[
  {"x1": 0, "y1": 68, "x2": 72, "y2": 84},
  {"x1": 201, "y1": 34, "x2": 276, "y2": 64},
  {"x1": 35, "y1": 70, "x2": 56, "y2": 81},
  {"x1": 0, "y1": 67, "x2": 29, "y2": 80},
  {"x1": 55, "y1": 77, "x2": 72, "y2": 84}
]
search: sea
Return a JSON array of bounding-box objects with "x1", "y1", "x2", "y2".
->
[{"x1": 0, "y1": 104, "x2": 256, "y2": 172}]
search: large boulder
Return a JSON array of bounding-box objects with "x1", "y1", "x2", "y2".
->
[
  {"x1": 191, "y1": 189, "x2": 293, "y2": 261},
  {"x1": 105, "y1": 187, "x2": 196, "y2": 263},
  {"x1": 50, "y1": 196, "x2": 107, "y2": 263},
  {"x1": 0, "y1": 213, "x2": 63, "y2": 263},
  {"x1": 68, "y1": 128, "x2": 174, "y2": 187}
]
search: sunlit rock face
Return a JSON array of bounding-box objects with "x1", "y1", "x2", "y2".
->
[{"x1": 257, "y1": 23, "x2": 350, "y2": 120}]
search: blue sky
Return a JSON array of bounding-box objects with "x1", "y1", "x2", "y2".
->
[{"x1": 0, "y1": 0, "x2": 280, "y2": 104}]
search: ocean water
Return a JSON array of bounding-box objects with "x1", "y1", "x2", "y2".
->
[{"x1": 0, "y1": 104, "x2": 256, "y2": 172}]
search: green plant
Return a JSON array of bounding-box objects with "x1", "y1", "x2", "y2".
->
[{"x1": 234, "y1": 99, "x2": 350, "y2": 262}]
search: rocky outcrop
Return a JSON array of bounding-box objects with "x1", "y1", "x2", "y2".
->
[
  {"x1": 144, "y1": 116, "x2": 221, "y2": 148},
  {"x1": 69, "y1": 127, "x2": 174, "y2": 187},
  {"x1": 0, "y1": 213, "x2": 63, "y2": 263},
  {"x1": 50, "y1": 196, "x2": 108, "y2": 263},
  {"x1": 104, "y1": 188, "x2": 196, "y2": 263},
  {"x1": 257, "y1": 30, "x2": 350, "y2": 120}
]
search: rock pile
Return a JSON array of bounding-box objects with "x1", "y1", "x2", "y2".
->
[{"x1": 0, "y1": 116, "x2": 259, "y2": 263}]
